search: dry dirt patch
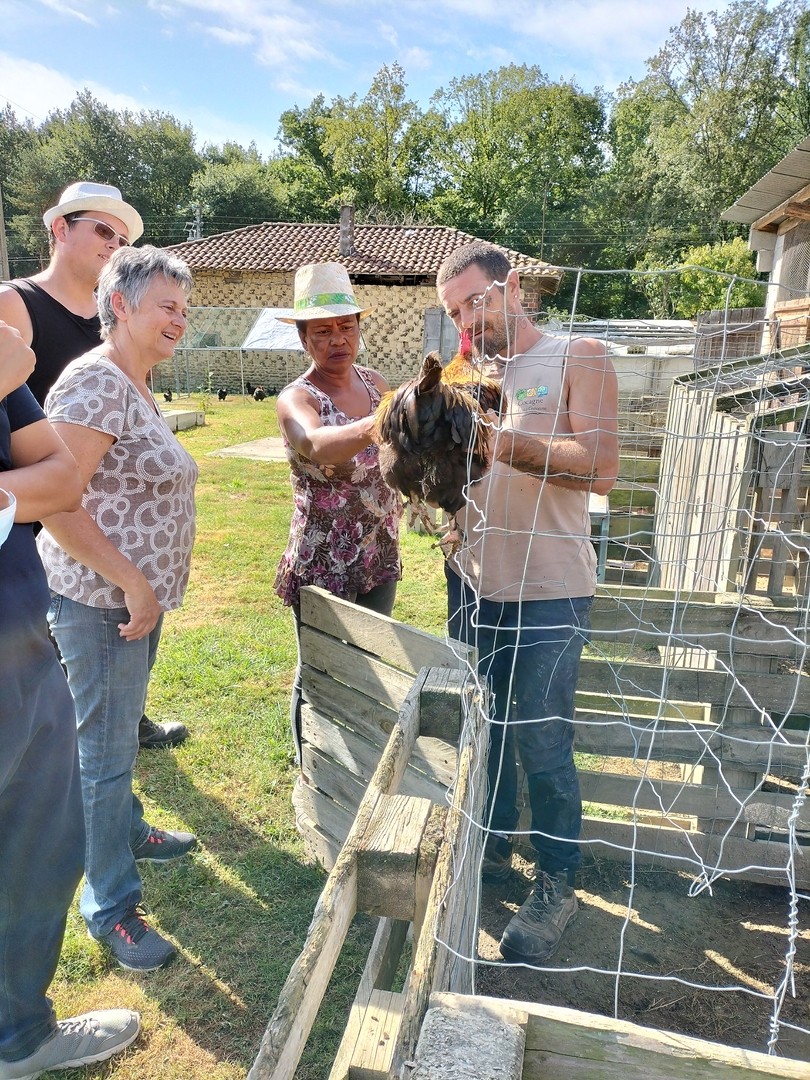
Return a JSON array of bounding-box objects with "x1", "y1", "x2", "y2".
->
[{"x1": 476, "y1": 854, "x2": 810, "y2": 1061}]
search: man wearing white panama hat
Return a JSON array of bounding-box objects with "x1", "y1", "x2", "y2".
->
[
  {"x1": 274, "y1": 262, "x2": 402, "y2": 761},
  {"x1": 0, "y1": 181, "x2": 188, "y2": 751}
]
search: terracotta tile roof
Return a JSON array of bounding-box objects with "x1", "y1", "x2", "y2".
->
[{"x1": 166, "y1": 221, "x2": 562, "y2": 291}]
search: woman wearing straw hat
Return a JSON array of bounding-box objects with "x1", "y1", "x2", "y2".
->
[{"x1": 274, "y1": 263, "x2": 401, "y2": 759}]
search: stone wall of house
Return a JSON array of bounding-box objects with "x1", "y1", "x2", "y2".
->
[{"x1": 161, "y1": 269, "x2": 442, "y2": 392}]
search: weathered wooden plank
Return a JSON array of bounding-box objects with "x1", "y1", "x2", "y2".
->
[
  {"x1": 390, "y1": 682, "x2": 490, "y2": 1075},
  {"x1": 290, "y1": 785, "x2": 342, "y2": 870},
  {"x1": 576, "y1": 691, "x2": 709, "y2": 723},
  {"x1": 301, "y1": 741, "x2": 448, "y2": 829},
  {"x1": 419, "y1": 667, "x2": 468, "y2": 740},
  {"x1": 248, "y1": 672, "x2": 426, "y2": 1080},
  {"x1": 329, "y1": 918, "x2": 410, "y2": 1080},
  {"x1": 606, "y1": 486, "x2": 657, "y2": 509},
  {"x1": 300, "y1": 626, "x2": 416, "y2": 708},
  {"x1": 348, "y1": 988, "x2": 403, "y2": 1080},
  {"x1": 357, "y1": 793, "x2": 434, "y2": 922},
  {"x1": 590, "y1": 596, "x2": 806, "y2": 654},
  {"x1": 302, "y1": 744, "x2": 368, "y2": 814},
  {"x1": 301, "y1": 705, "x2": 457, "y2": 793},
  {"x1": 575, "y1": 715, "x2": 810, "y2": 773},
  {"x1": 607, "y1": 513, "x2": 655, "y2": 541},
  {"x1": 502, "y1": 996, "x2": 810, "y2": 1079},
  {"x1": 293, "y1": 774, "x2": 356, "y2": 865},
  {"x1": 414, "y1": 804, "x2": 448, "y2": 947},
  {"x1": 578, "y1": 815, "x2": 809, "y2": 888},
  {"x1": 303, "y1": 665, "x2": 400, "y2": 743},
  {"x1": 579, "y1": 769, "x2": 810, "y2": 830},
  {"x1": 300, "y1": 585, "x2": 473, "y2": 672},
  {"x1": 577, "y1": 658, "x2": 810, "y2": 715},
  {"x1": 433, "y1": 684, "x2": 489, "y2": 999}
]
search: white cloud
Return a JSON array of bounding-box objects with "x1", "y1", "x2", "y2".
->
[
  {"x1": 0, "y1": 53, "x2": 143, "y2": 122},
  {"x1": 37, "y1": 0, "x2": 96, "y2": 24},
  {"x1": 0, "y1": 51, "x2": 279, "y2": 156},
  {"x1": 198, "y1": 23, "x2": 253, "y2": 46}
]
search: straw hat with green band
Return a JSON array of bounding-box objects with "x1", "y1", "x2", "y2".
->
[{"x1": 276, "y1": 262, "x2": 372, "y2": 323}]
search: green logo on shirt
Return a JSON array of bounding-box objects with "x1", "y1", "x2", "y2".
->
[{"x1": 515, "y1": 385, "x2": 549, "y2": 402}]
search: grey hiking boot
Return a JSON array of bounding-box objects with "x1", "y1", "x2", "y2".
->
[
  {"x1": 481, "y1": 833, "x2": 513, "y2": 884},
  {"x1": 499, "y1": 870, "x2": 578, "y2": 963},
  {"x1": 0, "y1": 1010, "x2": 140, "y2": 1079}
]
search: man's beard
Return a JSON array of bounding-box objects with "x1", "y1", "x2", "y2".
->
[{"x1": 472, "y1": 317, "x2": 511, "y2": 361}]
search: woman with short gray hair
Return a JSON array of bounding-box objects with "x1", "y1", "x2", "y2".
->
[{"x1": 38, "y1": 244, "x2": 198, "y2": 973}]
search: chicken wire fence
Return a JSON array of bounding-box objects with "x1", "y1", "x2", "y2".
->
[{"x1": 429, "y1": 263, "x2": 810, "y2": 1060}]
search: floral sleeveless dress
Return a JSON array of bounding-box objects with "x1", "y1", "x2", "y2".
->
[{"x1": 273, "y1": 366, "x2": 401, "y2": 607}]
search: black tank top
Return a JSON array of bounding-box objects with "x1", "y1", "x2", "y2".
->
[{"x1": 6, "y1": 279, "x2": 102, "y2": 406}]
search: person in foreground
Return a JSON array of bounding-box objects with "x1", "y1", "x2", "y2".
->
[
  {"x1": 437, "y1": 242, "x2": 618, "y2": 964},
  {"x1": 0, "y1": 179, "x2": 187, "y2": 751},
  {"x1": 0, "y1": 321, "x2": 140, "y2": 1080},
  {"x1": 274, "y1": 262, "x2": 401, "y2": 759},
  {"x1": 38, "y1": 246, "x2": 199, "y2": 973}
]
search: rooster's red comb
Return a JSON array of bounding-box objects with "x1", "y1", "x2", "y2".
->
[{"x1": 459, "y1": 329, "x2": 472, "y2": 357}]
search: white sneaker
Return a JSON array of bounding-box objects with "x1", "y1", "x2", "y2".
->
[{"x1": 0, "y1": 1010, "x2": 140, "y2": 1079}]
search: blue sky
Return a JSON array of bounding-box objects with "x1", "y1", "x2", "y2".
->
[{"x1": 1, "y1": 0, "x2": 735, "y2": 158}]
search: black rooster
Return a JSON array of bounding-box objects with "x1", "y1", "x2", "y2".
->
[{"x1": 373, "y1": 351, "x2": 505, "y2": 515}]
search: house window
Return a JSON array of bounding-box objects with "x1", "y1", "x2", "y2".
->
[
  {"x1": 423, "y1": 307, "x2": 458, "y2": 363},
  {"x1": 778, "y1": 222, "x2": 810, "y2": 302}
]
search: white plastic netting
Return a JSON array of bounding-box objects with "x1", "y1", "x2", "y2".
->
[{"x1": 436, "y1": 264, "x2": 810, "y2": 1058}]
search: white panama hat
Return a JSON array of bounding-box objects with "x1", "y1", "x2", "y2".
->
[
  {"x1": 277, "y1": 262, "x2": 372, "y2": 323},
  {"x1": 43, "y1": 181, "x2": 144, "y2": 243}
]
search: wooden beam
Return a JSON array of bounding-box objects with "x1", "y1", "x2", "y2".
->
[
  {"x1": 752, "y1": 180, "x2": 810, "y2": 232},
  {"x1": 247, "y1": 671, "x2": 427, "y2": 1080},
  {"x1": 356, "y1": 793, "x2": 435, "y2": 922},
  {"x1": 783, "y1": 200, "x2": 810, "y2": 222},
  {"x1": 516, "y1": 995, "x2": 810, "y2": 1079},
  {"x1": 329, "y1": 918, "x2": 410, "y2": 1080}
]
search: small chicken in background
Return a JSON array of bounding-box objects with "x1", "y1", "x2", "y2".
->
[
  {"x1": 373, "y1": 337, "x2": 505, "y2": 520},
  {"x1": 217, "y1": 387, "x2": 228, "y2": 401},
  {"x1": 253, "y1": 385, "x2": 266, "y2": 401},
  {"x1": 163, "y1": 389, "x2": 173, "y2": 403}
]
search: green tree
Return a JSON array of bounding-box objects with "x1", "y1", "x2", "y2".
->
[
  {"x1": 428, "y1": 65, "x2": 606, "y2": 260},
  {"x1": 187, "y1": 158, "x2": 285, "y2": 233},
  {"x1": 634, "y1": 237, "x2": 764, "y2": 317},
  {"x1": 600, "y1": 0, "x2": 808, "y2": 271},
  {"x1": 6, "y1": 91, "x2": 202, "y2": 255}
]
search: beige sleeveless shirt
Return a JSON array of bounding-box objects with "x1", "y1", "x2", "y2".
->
[{"x1": 450, "y1": 334, "x2": 596, "y2": 602}]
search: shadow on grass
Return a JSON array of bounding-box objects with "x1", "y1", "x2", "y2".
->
[{"x1": 130, "y1": 748, "x2": 374, "y2": 1077}]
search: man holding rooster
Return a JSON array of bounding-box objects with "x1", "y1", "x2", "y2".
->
[{"x1": 437, "y1": 242, "x2": 619, "y2": 965}]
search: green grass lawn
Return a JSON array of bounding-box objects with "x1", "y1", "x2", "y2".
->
[{"x1": 47, "y1": 396, "x2": 448, "y2": 1080}]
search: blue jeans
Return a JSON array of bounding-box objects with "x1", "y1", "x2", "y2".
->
[
  {"x1": 48, "y1": 595, "x2": 163, "y2": 939},
  {"x1": 446, "y1": 564, "x2": 591, "y2": 875},
  {"x1": 289, "y1": 580, "x2": 398, "y2": 764},
  {"x1": 0, "y1": 657, "x2": 84, "y2": 1062}
]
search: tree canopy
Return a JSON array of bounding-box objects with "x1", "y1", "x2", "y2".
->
[{"x1": 3, "y1": 1, "x2": 808, "y2": 314}]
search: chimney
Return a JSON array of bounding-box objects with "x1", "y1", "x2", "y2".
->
[{"x1": 339, "y1": 204, "x2": 356, "y2": 256}]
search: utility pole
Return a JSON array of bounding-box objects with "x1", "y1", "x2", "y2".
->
[
  {"x1": 0, "y1": 183, "x2": 9, "y2": 280},
  {"x1": 185, "y1": 204, "x2": 202, "y2": 241}
]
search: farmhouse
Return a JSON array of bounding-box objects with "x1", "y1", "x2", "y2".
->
[{"x1": 162, "y1": 207, "x2": 562, "y2": 393}]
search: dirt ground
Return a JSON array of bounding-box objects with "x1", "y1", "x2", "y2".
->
[{"x1": 475, "y1": 852, "x2": 810, "y2": 1063}]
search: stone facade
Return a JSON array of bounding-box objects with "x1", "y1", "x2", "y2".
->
[{"x1": 154, "y1": 270, "x2": 444, "y2": 393}]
